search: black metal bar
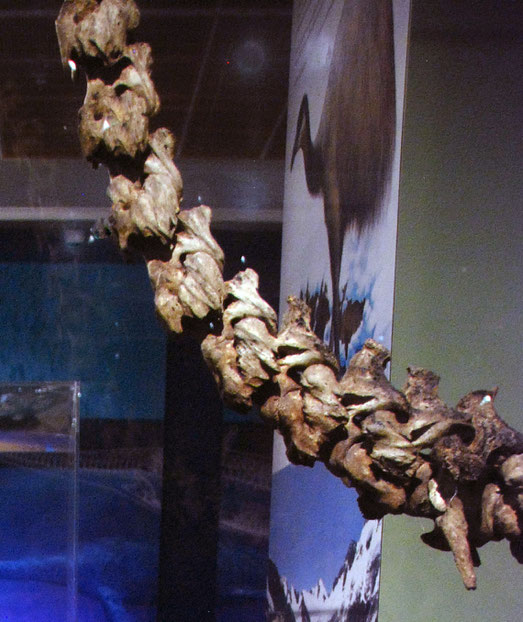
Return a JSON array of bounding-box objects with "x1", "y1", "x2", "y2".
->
[{"x1": 157, "y1": 334, "x2": 223, "y2": 621}]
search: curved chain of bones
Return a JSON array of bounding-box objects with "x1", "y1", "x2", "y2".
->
[{"x1": 56, "y1": 0, "x2": 522, "y2": 589}]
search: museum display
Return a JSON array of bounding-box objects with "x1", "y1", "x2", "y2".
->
[{"x1": 55, "y1": 0, "x2": 522, "y2": 593}]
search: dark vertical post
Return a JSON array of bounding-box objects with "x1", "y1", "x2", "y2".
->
[{"x1": 157, "y1": 334, "x2": 222, "y2": 621}]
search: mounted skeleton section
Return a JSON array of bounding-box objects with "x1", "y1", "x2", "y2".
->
[{"x1": 56, "y1": 0, "x2": 522, "y2": 591}]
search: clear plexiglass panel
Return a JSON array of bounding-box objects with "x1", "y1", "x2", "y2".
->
[{"x1": 0, "y1": 381, "x2": 79, "y2": 622}]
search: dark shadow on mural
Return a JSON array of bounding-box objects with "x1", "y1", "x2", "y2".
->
[{"x1": 291, "y1": 0, "x2": 396, "y2": 361}]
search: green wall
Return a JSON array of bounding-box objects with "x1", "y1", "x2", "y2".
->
[{"x1": 380, "y1": 3, "x2": 522, "y2": 620}]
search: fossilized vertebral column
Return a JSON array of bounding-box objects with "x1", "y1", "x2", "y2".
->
[{"x1": 56, "y1": 0, "x2": 522, "y2": 590}]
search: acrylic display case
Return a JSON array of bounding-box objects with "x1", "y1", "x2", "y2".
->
[
  {"x1": 0, "y1": 382, "x2": 165, "y2": 622},
  {"x1": 0, "y1": 382, "x2": 79, "y2": 621}
]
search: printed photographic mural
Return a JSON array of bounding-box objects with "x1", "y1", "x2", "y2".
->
[{"x1": 268, "y1": 1, "x2": 410, "y2": 619}]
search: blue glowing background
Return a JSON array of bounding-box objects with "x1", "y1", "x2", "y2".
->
[
  {"x1": 0, "y1": 262, "x2": 166, "y2": 420},
  {"x1": 270, "y1": 461, "x2": 364, "y2": 592}
]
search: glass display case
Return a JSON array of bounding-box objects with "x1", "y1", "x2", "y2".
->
[{"x1": 0, "y1": 381, "x2": 79, "y2": 621}]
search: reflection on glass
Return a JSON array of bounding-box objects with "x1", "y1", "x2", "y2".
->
[{"x1": 0, "y1": 381, "x2": 79, "y2": 622}]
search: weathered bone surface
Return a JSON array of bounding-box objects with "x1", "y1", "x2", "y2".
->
[
  {"x1": 202, "y1": 268, "x2": 279, "y2": 412},
  {"x1": 108, "y1": 128, "x2": 182, "y2": 249},
  {"x1": 56, "y1": 0, "x2": 522, "y2": 589},
  {"x1": 147, "y1": 205, "x2": 225, "y2": 334},
  {"x1": 56, "y1": 0, "x2": 140, "y2": 67}
]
